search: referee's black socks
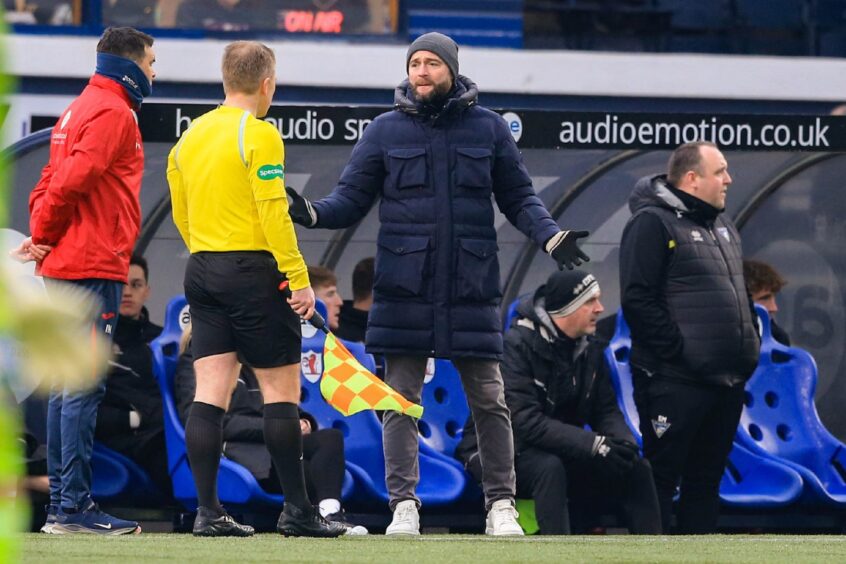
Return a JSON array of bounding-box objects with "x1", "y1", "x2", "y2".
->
[
  {"x1": 264, "y1": 402, "x2": 312, "y2": 511},
  {"x1": 186, "y1": 401, "x2": 226, "y2": 514}
]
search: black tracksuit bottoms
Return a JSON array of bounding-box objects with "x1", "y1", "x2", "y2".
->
[
  {"x1": 514, "y1": 448, "x2": 662, "y2": 535},
  {"x1": 632, "y1": 367, "x2": 746, "y2": 534}
]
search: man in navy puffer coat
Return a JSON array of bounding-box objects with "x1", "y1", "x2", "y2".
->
[{"x1": 287, "y1": 32, "x2": 589, "y2": 536}]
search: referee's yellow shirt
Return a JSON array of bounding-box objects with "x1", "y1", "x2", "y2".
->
[{"x1": 167, "y1": 105, "x2": 309, "y2": 290}]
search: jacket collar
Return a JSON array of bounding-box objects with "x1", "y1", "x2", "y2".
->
[{"x1": 89, "y1": 73, "x2": 136, "y2": 110}]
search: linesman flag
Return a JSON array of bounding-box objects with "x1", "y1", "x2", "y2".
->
[
  {"x1": 279, "y1": 281, "x2": 423, "y2": 418},
  {"x1": 321, "y1": 333, "x2": 423, "y2": 418}
]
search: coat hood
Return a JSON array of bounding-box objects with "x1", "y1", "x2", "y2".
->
[
  {"x1": 394, "y1": 74, "x2": 479, "y2": 117},
  {"x1": 629, "y1": 173, "x2": 722, "y2": 223},
  {"x1": 514, "y1": 287, "x2": 591, "y2": 358},
  {"x1": 629, "y1": 174, "x2": 689, "y2": 215}
]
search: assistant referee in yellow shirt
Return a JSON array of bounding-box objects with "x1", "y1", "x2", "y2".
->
[{"x1": 167, "y1": 41, "x2": 344, "y2": 539}]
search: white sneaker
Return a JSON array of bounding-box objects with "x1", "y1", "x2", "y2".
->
[
  {"x1": 485, "y1": 499, "x2": 524, "y2": 536},
  {"x1": 385, "y1": 500, "x2": 420, "y2": 536}
]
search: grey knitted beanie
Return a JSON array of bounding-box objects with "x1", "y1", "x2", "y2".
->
[{"x1": 406, "y1": 32, "x2": 459, "y2": 79}]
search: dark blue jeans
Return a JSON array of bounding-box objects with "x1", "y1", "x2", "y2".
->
[{"x1": 44, "y1": 278, "x2": 123, "y2": 510}]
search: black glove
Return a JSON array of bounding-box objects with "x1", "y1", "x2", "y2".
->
[
  {"x1": 592, "y1": 435, "x2": 638, "y2": 475},
  {"x1": 545, "y1": 230, "x2": 590, "y2": 270},
  {"x1": 285, "y1": 186, "x2": 318, "y2": 227}
]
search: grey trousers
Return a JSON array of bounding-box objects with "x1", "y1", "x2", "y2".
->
[{"x1": 382, "y1": 355, "x2": 516, "y2": 511}]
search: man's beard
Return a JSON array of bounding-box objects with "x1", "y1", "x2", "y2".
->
[{"x1": 412, "y1": 79, "x2": 452, "y2": 103}]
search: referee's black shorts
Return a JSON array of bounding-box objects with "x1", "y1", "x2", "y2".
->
[{"x1": 184, "y1": 251, "x2": 301, "y2": 368}]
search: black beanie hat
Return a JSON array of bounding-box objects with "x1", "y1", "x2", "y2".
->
[
  {"x1": 406, "y1": 32, "x2": 459, "y2": 79},
  {"x1": 544, "y1": 270, "x2": 600, "y2": 318}
]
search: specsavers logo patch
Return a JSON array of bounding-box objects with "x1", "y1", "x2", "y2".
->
[{"x1": 257, "y1": 164, "x2": 285, "y2": 180}]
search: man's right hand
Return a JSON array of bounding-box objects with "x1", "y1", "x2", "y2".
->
[
  {"x1": 285, "y1": 187, "x2": 318, "y2": 227},
  {"x1": 592, "y1": 435, "x2": 638, "y2": 475},
  {"x1": 545, "y1": 230, "x2": 590, "y2": 270},
  {"x1": 8, "y1": 237, "x2": 52, "y2": 263},
  {"x1": 288, "y1": 285, "x2": 316, "y2": 320}
]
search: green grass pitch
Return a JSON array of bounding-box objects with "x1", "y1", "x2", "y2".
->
[{"x1": 20, "y1": 534, "x2": 846, "y2": 563}]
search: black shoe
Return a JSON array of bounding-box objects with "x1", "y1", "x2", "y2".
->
[
  {"x1": 192, "y1": 506, "x2": 254, "y2": 537},
  {"x1": 276, "y1": 504, "x2": 346, "y2": 538}
]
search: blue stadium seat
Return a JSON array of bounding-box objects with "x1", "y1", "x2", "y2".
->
[
  {"x1": 604, "y1": 309, "x2": 640, "y2": 442},
  {"x1": 730, "y1": 0, "x2": 807, "y2": 55},
  {"x1": 606, "y1": 309, "x2": 803, "y2": 507},
  {"x1": 150, "y1": 295, "x2": 353, "y2": 511},
  {"x1": 502, "y1": 295, "x2": 526, "y2": 332},
  {"x1": 732, "y1": 0, "x2": 804, "y2": 30},
  {"x1": 735, "y1": 306, "x2": 846, "y2": 506},
  {"x1": 299, "y1": 325, "x2": 466, "y2": 507},
  {"x1": 90, "y1": 447, "x2": 130, "y2": 500},
  {"x1": 419, "y1": 360, "x2": 468, "y2": 460},
  {"x1": 407, "y1": 0, "x2": 523, "y2": 48},
  {"x1": 91, "y1": 443, "x2": 163, "y2": 505},
  {"x1": 657, "y1": 0, "x2": 733, "y2": 53}
]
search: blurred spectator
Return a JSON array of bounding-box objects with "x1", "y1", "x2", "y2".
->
[
  {"x1": 4, "y1": 0, "x2": 72, "y2": 24},
  {"x1": 174, "y1": 326, "x2": 367, "y2": 534},
  {"x1": 176, "y1": 0, "x2": 274, "y2": 31},
  {"x1": 336, "y1": 257, "x2": 373, "y2": 343},
  {"x1": 94, "y1": 254, "x2": 172, "y2": 498},
  {"x1": 308, "y1": 265, "x2": 343, "y2": 332},
  {"x1": 102, "y1": 0, "x2": 158, "y2": 27},
  {"x1": 743, "y1": 259, "x2": 790, "y2": 346}
]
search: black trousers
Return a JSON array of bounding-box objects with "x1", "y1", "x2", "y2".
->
[
  {"x1": 260, "y1": 428, "x2": 345, "y2": 502},
  {"x1": 514, "y1": 447, "x2": 661, "y2": 535},
  {"x1": 632, "y1": 369, "x2": 745, "y2": 534}
]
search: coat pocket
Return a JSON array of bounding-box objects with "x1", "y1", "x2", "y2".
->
[
  {"x1": 455, "y1": 238, "x2": 501, "y2": 302},
  {"x1": 387, "y1": 148, "x2": 428, "y2": 190},
  {"x1": 454, "y1": 147, "x2": 493, "y2": 190},
  {"x1": 375, "y1": 234, "x2": 431, "y2": 298}
]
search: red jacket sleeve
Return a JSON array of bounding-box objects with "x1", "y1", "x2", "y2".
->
[
  {"x1": 28, "y1": 160, "x2": 53, "y2": 231},
  {"x1": 30, "y1": 108, "x2": 133, "y2": 245}
]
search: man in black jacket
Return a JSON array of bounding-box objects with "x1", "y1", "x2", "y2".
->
[
  {"x1": 620, "y1": 142, "x2": 760, "y2": 534},
  {"x1": 94, "y1": 254, "x2": 171, "y2": 498},
  {"x1": 456, "y1": 270, "x2": 660, "y2": 535}
]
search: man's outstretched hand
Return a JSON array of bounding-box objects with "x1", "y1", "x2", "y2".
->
[
  {"x1": 545, "y1": 230, "x2": 590, "y2": 270},
  {"x1": 285, "y1": 186, "x2": 318, "y2": 227}
]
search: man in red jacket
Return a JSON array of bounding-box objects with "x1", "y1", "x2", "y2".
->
[{"x1": 10, "y1": 26, "x2": 156, "y2": 535}]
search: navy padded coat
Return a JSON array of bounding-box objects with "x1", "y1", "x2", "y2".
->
[{"x1": 312, "y1": 76, "x2": 560, "y2": 359}]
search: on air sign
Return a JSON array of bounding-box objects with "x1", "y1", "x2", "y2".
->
[{"x1": 283, "y1": 10, "x2": 344, "y2": 33}]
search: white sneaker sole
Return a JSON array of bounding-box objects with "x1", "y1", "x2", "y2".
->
[
  {"x1": 51, "y1": 524, "x2": 141, "y2": 536},
  {"x1": 485, "y1": 529, "x2": 524, "y2": 536},
  {"x1": 385, "y1": 528, "x2": 420, "y2": 536}
]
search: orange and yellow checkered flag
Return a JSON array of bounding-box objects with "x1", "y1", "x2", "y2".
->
[{"x1": 320, "y1": 333, "x2": 424, "y2": 418}]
